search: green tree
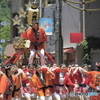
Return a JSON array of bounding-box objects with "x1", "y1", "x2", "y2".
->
[
  {"x1": 0, "y1": 0, "x2": 11, "y2": 62},
  {"x1": 0, "y1": 25, "x2": 11, "y2": 57},
  {"x1": 0, "y1": 0, "x2": 10, "y2": 22}
]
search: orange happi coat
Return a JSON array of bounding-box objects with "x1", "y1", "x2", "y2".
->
[
  {"x1": 21, "y1": 27, "x2": 47, "y2": 50},
  {"x1": 86, "y1": 71, "x2": 100, "y2": 100},
  {"x1": 0, "y1": 74, "x2": 17, "y2": 100},
  {"x1": 30, "y1": 71, "x2": 55, "y2": 96},
  {"x1": 86, "y1": 71, "x2": 100, "y2": 89},
  {"x1": 12, "y1": 73, "x2": 27, "y2": 99}
]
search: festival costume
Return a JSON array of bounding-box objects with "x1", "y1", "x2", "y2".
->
[
  {"x1": 12, "y1": 73, "x2": 27, "y2": 99},
  {"x1": 52, "y1": 68, "x2": 73, "y2": 99},
  {"x1": 21, "y1": 27, "x2": 47, "y2": 50},
  {"x1": 21, "y1": 27, "x2": 47, "y2": 66},
  {"x1": 68, "y1": 67, "x2": 84, "y2": 100},
  {"x1": 69, "y1": 67, "x2": 83, "y2": 93},
  {"x1": 86, "y1": 71, "x2": 100, "y2": 89},
  {"x1": 30, "y1": 68, "x2": 55, "y2": 98},
  {"x1": 22, "y1": 69, "x2": 37, "y2": 98},
  {"x1": 86, "y1": 71, "x2": 100, "y2": 100},
  {"x1": 0, "y1": 74, "x2": 17, "y2": 100},
  {"x1": 75, "y1": 67, "x2": 92, "y2": 100}
]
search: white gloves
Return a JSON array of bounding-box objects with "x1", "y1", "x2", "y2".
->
[
  {"x1": 16, "y1": 69, "x2": 24, "y2": 76},
  {"x1": 97, "y1": 86, "x2": 100, "y2": 90},
  {"x1": 0, "y1": 71, "x2": 3, "y2": 75},
  {"x1": 0, "y1": 94, "x2": 3, "y2": 99}
]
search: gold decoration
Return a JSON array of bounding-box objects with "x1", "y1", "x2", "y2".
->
[
  {"x1": 18, "y1": 8, "x2": 26, "y2": 18},
  {"x1": 17, "y1": 24, "x2": 26, "y2": 34},
  {"x1": 13, "y1": 37, "x2": 26, "y2": 49},
  {"x1": 25, "y1": 1, "x2": 32, "y2": 11},
  {"x1": 26, "y1": 24, "x2": 31, "y2": 29},
  {"x1": 12, "y1": 15, "x2": 21, "y2": 26}
]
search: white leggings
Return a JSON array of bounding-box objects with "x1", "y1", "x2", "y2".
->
[
  {"x1": 53, "y1": 93, "x2": 67, "y2": 100},
  {"x1": 29, "y1": 49, "x2": 45, "y2": 66},
  {"x1": 39, "y1": 96, "x2": 52, "y2": 100}
]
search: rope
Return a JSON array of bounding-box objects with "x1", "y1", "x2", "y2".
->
[
  {"x1": 66, "y1": 0, "x2": 98, "y2": 4},
  {"x1": 66, "y1": 1, "x2": 100, "y2": 11}
]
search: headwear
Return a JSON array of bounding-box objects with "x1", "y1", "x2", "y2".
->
[
  {"x1": 32, "y1": 20, "x2": 39, "y2": 24},
  {"x1": 74, "y1": 64, "x2": 79, "y2": 67},
  {"x1": 82, "y1": 64, "x2": 88, "y2": 68},
  {"x1": 95, "y1": 62, "x2": 100, "y2": 67},
  {"x1": 4, "y1": 63, "x2": 13, "y2": 70}
]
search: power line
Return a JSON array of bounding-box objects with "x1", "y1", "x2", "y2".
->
[{"x1": 68, "y1": 5, "x2": 80, "y2": 32}]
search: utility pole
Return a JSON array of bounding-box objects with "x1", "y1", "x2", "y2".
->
[
  {"x1": 9, "y1": 0, "x2": 13, "y2": 43},
  {"x1": 83, "y1": 0, "x2": 85, "y2": 39},
  {"x1": 39, "y1": 0, "x2": 42, "y2": 18},
  {"x1": 55, "y1": 0, "x2": 63, "y2": 65}
]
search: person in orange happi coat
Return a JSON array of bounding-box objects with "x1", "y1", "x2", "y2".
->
[
  {"x1": 21, "y1": 20, "x2": 47, "y2": 66},
  {"x1": 86, "y1": 62, "x2": 100, "y2": 100},
  {"x1": 30, "y1": 64, "x2": 55, "y2": 100},
  {"x1": 0, "y1": 64, "x2": 18, "y2": 100},
  {"x1": 76, "y1": 62, "x2": 100, "y2": 100},
  {"x1": 11, "y1": 65, "x2": 27, "y2": 100},
  {"x1": 21, "y1": 64, "x2": 37, "y2": 100},
  {"x1": 0, "y1": 68, "x2": 5, "y2": 100}
]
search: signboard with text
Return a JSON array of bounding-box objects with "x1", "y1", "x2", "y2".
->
[{"x1": 39, "y1": 18, "x2": 53, "y2": 35}]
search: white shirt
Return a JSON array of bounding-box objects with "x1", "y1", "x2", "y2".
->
[{"x1": 59, "y1": 72, "x2": 65, "y2": 84}]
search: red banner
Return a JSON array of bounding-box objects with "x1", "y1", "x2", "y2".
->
[{"x1": 70, "y1": 33, "x2": 83, "y2": 43}]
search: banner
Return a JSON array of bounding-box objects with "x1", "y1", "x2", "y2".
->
[
  {"x1": 39, "y1": 18, "x2": 53, "y2": 35},
  {"x1": 70, "y1": 33, "x2": 83, "y2": 43}
]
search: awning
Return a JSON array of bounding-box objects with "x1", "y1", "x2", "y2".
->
[
  {"x1": 50, "y1": 47, "x2": 76, "y2": 54},
  {"x1": 63, "y1": 48, "x2": 76, "y2": 53},
  {"x1": 4, "y1": 44, "x2": 15, "y2": 56}
]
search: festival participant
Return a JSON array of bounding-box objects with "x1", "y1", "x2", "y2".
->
[
  {"x1": 0, "y1": 69, "x2": 7, "y2": 100},
  {"x1": 76, "y1": 63, "x2": 100, "y2": 90},
  {"x1": 11, "y1": 64, "x2": 27, "y2": 100},
  {"x1": 74, "y1": 63, "x2": 100, "y2": 100},
  {"x1": 73, "y1": 64, "x2": 92, "y2": 100},
  {"x1": 52, "y1": 63, "x2": 77, "y2": 100},
  {"x1": 67, "y1": 64, "x2": 83, "y2": 100},
  {"x1": 49, "y1": 63, "x2": 59, "y2": 71},
  {"x1": 21, "y1": 64, "x2": 37, "y2": 100},
  {"x1": 0, "y1": 64, "x2": 17, "y2": 100},
  {"x1": 82, "y1": 64, "x2": 93, "y2": 100},
  {"x1": 21, "y1": 65, "x2": 28, "y2": 73},
  {"x1": 85, "y1": 62, "x2": 100, "y2": 100},
  {"x1": 30, "y1": 64, "x2": 55, "y2": 100},
  {"x1": 21, "y1": 20, "x2": 47, "y2": 66}
]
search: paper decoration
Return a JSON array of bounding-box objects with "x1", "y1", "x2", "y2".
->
[
  {"x1": 17, "y1": 24, "x2": 26, "y2": 34},
  {"x1": 12, "y1": 15, "x2": 21, "y2": 26},
  {"x1": 18, "y1": 8, "x2": 26, "y2": 18}
]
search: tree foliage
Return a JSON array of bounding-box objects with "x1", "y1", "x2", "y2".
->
[
  {"x1": 80, "y1": 36, "x2": 100, "y2": 64},
  {"x1": 0, "y1": 25, "x2": 11, "y2": 53},
  {"x1": 0, "y1": 0, "x2": 10, "y2": 61},
  {"x1": 0, "y1": 0, "x2": 10, "y2": 22}
]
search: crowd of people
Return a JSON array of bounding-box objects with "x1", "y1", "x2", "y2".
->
[{"x1": 0, "y1": 62, "x2": 100, "y2": 100}]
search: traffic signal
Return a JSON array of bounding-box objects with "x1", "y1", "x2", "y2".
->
[{"x1": 27, "y1": 7, "x2": 39, "y2": 25}]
